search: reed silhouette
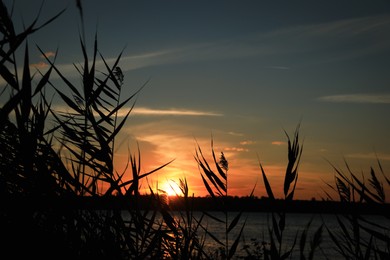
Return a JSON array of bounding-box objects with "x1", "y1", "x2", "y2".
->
[{"x1": 195, "y1": 139, "x2": 249, "y2": 259}]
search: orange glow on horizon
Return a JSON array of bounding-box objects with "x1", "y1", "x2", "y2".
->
[
  {"x1": 113, "y1": 130, "x2": 390, "y2": 201},
  {"x1": 159, "y1": 179, "x2": 183, "y2": 197}
]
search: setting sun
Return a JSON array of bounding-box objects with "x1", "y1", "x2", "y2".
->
[{"x1": 160, "y1": 179, "x2": 183, "y2": 197}]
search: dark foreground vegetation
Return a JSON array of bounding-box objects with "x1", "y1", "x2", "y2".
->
[
  {"x1": 1, "y1": 1, "x2": 389, "y2": 259},
  {"x1": 4, "y1": 195, "x2": 388, "y2": 215}
]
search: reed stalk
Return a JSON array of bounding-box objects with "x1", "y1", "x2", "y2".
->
[{"x1": 195, "y1": 138, "x2": 248, "y2": 259}]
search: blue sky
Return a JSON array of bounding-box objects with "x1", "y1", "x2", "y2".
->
[{"x1": 4, "y1": 0, "x2": 390, "y2": 199}]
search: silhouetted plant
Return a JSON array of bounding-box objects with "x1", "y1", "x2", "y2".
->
[
  {"x1": 0, "y1": 1, "x2": 171, "y2": 258},
  {"x1": 258, "y1": 125, "x2": 301, "y2": 259},
  {"x1": 0, "y1": 0, "x2": 68, "y2": 198},
  {"x1": 258, "y1": 124, "x2": 324, "y2": 260},
  {"x1": 324, "y1": 158, "x2": 390, "y2": 259},
  {"x1": 195, "y1": 138, "x2": 249, "y2": 259},
  {"x1": 299, "y1": 217, "x2": 324, "y2": 260},
  {"x1": 157, "y1": 177, "x2": 210, "y2": 259}
]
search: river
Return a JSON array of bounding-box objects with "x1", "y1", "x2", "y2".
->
[{"x1": 152, "y1": 211, "x2": 389, "y2": 259}]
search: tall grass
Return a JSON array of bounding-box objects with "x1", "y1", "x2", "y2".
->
[
  {"x1": 256, "y1": 124, "x2": 324, "y2": 260},
  {"x1": 0, "y1": 1, "x2": 172, "y2": 258},
  {"x1": 195, "y1": 138, "x2": 249, "y2": 259},
  {"x1": 324, "y1": 158, "x2": 390, "y2": 259}
]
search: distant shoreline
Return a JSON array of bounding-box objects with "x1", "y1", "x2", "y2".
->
[{"x1": 2, "y1": 195, "x2": 389, "y2": 215}]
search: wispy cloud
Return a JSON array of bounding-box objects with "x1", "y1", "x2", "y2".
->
[
  {"x1": 52, "y1": 105, "x2": 222, "y2": 117},
  {"x1": 254, "y1": 14, "x2": 390, "y2": 60},
  {"x1": 23, "y1": 45, "x2": 209, "y2": 81},
  {"x1": 272, "y1": 141, "x2": 287, "y2": 146},
  {"x1": 40, "y1": 51, "x2": 55, "y2": 59},
  {"x1": 227, "y1": 131, "x2": 244, "y2": 137},
  {"x1": 240, "y1": 140, "x2": 256, "y2": 145},
  {"x1": 68, "y1": 15, "x2": 390, "y2": 77},
  {"x1": 30, "y1": 61, "x2": 48, "y2": 69},
  {"x1": 318, "y1": 93, "x2": 390, "y2": 104},
  {"x1": 31, "y1": 52, "x2": 55, "y2": 69},
  {"x1": 132, "y1": 107, "x2": 222, "y2": 116},
  {"x1": 224, "y1": 147, "x2": 249, "y2": 152},
  {"x1": 4, "y1": 13, "x2": 389, "y2": 89},
  {"x1": 20, "y1": 14, "x2": 390, "y2": 83}
]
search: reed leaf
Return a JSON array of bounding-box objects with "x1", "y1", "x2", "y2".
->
[
  {"x1": 120, "y1": 159, "x2": 173, "y2": 192},
  {"x1": 0, "y1": 63, "x2": 17, "y2": 87},
  {"x1": 228, "y1": 219, "x2": 246, "y2": 259},
  {"x1": 376, "y1": 158, "x2": 390, "y2": 186},
  {"x1": 33, "y1": 65, "x2": 53, "y2": 96},
  {"x1": 299, "y1": 218, "x2": 311, "y2": 258},
  {"x1": 286, "y1": 173, "x2": 298, "y2": 201},
  {"x1": 325, "y1": 224, "x2": 348, "y2": 257},
  {"x1": 259, "y1": 161, "x2": 275, "y2": 200},
  {"x1": 203, "y1": 211, "x2": 224, "y2": 224},
  {"x1": 278, "y1": 212, "x2": 286, "y2": 233},
  {"x1": 335, "y1": 176, "x2": 350, "y2": 202},
  {"x1": 271, "y1": 213, "x2": 282, "y2": 244},
  {"x1": 309, "y1": 224, "x2": 323, "y2": 260},
  {"x1": 204, "y1": 227, "x2": 225, "y2": 247},
  {"x1": 21, "y1": 42, "x2": 32, "y2": 124},
  {"x1": 37, "y1": 46, "x2": 83, "y2": 99},
  {"x1": 0, "y1": 3, "x2": 65, "y2": 64},
  {"x1": 195, "y1": 147, "x2": 226, "y2": 195},
  {"x1": 99, "y1": 50, "x2": 124, "y2": 88},
  {"x1": 211, "y1": 142, "x2": 227, "y2": 180},
  {"x1": 0, "y1": 90, "x2": 23, "y2": 121},
  {"x1": 227, "y1": 211, "x2": 242, "y2": 233},
  {"x1": 368, "y1": 167, "x2": 385, "y2": 202},
  {"x1": 200, "y1": 173, "x2": 215, "y2": 198},
  {"x1": 345, "y1": 169, "x2": 380, "y2": 204},
  {"x1": 267, "y1": 230, "x2": 279, "y2": 259},
  {"x1": 283, "y1": 126, "x2": 302, "y2": 198},
  {"x1": 359, "y1": 222, "x2": 390, "y2": 243},
  {"x1": 364, "y1": 236, "x2": 373, "y2": 260}
]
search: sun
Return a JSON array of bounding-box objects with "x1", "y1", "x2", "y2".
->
[{"x1": 160, "y1": 179, "x2": 182, "y2": 197}]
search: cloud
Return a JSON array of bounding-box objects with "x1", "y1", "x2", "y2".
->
[
  {"x1": 317, "y1": 93, "x2": 390, "y2": 104},
  {"x1": 52, "y1": 105, "x2": 222, "y2": 117},
  {"x1": 40, "y1": 51, "x2": 55, "y2": 59},
  {"x1": 29, "y1": 52, "x2": 55, "y2": 70},
  {"x1": 224, "y1": 147, "x2": 249, "y2": 152},
  {"x1": 23, "y1": 44, "x2": 210, "y2": 81},
  {"x1": 20, "y1": 14, "x2": 389, "y2": 83},
  {"x1": 30, "y1": 61, "x2": 48, "y2": 69},
  {"x1": 240, "y1": 140, "x2": 256, "y2": 145},
  {"x1": 70, "y1": 14, "x2": 388, "y2": 77},
  {"x1": 228, "y1": 131, "x2": 244, "y2": 137},
  {"x1": 4, "y1": 13, "x2": 388, "y2": 89},
  {"x1": 132, "y1": 107, "x2": 222, "y2": 116},
  {"x1": 272, "y1": 141, "x2": 286, "y2": 146}
]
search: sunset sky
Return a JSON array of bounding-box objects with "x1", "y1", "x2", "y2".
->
[{"x1": 5, "y1": 0, "x2": 390, "y2": 200}]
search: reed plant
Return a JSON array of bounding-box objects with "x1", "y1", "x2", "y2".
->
[
  {"x1": 158, "y1": 177, "x2": 210, "y2": 259},
  {"x1": 0, "y1": 1, "x2": 171, "y2": 258},
  {"x1": 194, "y1": 138, "x2": 250, "y2": 259},
  {"x1": 324, "y1": 158, "x2": 390, "y2": 259},
  {"x1": 258, "y1": 124, "x2": 324, "y2": 260}
]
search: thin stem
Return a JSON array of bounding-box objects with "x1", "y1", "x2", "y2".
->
[{"x1": 225, "y1": 168, "x2": 228, "y2": 259}]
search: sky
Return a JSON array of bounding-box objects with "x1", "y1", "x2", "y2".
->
[{"x1": 3, "y1": 0, "x2": 390, "y2": 200}]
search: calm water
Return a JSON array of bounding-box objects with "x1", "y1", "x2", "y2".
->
[{"x1": 151, "y1": 211, "x2": 389, "y2": 259}]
